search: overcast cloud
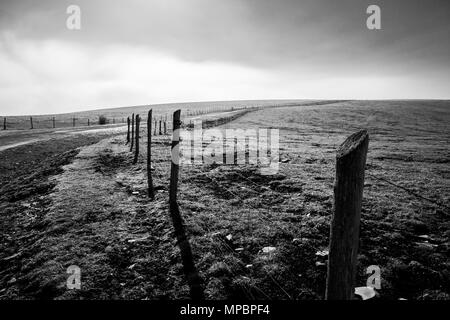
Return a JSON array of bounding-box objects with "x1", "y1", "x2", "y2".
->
[{"x1": 0, "y1": 0, "x2": 449, "y2": 115}]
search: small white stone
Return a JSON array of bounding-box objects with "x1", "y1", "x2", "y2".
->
[
  {"x1": 354, "y1": 286, "x2": 376, "y2": 300},
  {"x1": 261, "y1": 246, "x2": 276, "y2": 254}
]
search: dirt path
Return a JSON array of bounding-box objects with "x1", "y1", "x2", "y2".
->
[
  {"x1": 0, "y1": 125, "x2": 127, "y2": 152},
  {"x1": 0, "y1": 135, "x2": 190, "y2": 299}
]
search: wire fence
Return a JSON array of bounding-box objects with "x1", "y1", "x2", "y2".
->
[{"x1": 0, "y1": 103, "x2": 263, "y2": 131}]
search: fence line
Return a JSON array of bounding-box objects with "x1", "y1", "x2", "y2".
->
[{"x1": 119, "y1": 105, "x2": 372, "y2": 300}]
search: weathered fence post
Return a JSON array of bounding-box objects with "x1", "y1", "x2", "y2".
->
[
  {"x1": 147, "y1": 110, "x2": 154, "y2": 199},
  {"x1": 73, "y1": 117, "x2": 75, "y2": 127},
  {"x1": 154, "y1": 118, "x2": 157, "y2": 135},
  {"x1": 164, "y1": 120, "x2": 167, "y2": 134},
  {"x1": 170, "y1": 110, "x2": 181, "y2": 207},
  {"x1": 169, "y1": 109, "x2": 203, "y2": 300},
  {"x1": 326, "y1": 129, "x2": 369, "y2": 300},
  {"x1": 133, "y1": 114, "x2": 140, "y2": 164},
  {"x1": 130, "y1": 113, "x2": 135, "y2": 152},
  {"x1": 159, "y1": 118, "x2": 162, "y2": 135},
  {"x1": 52, "y1": 117, "x2": 55, "y2": 128},
  {"x1": 30, "y1": 117, "x2": 33, "y2": 129},
  {"x1": 126, "y1": 117, "x2": 130, "y2": 144},
  {"x1": 3, "y1": 117, "x2": 6, "y2": 130},
  {"x1": 88, "y1": 118, "x2": 90, "y2": 126}
]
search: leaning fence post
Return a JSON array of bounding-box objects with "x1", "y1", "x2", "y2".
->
[
  {"x1": 30, "y1": 117, "x2": 33, "y2": 129},
  {"x1": 130, "y1": 113, "x2": 135, "y2": 152},
  {"x1": 133, "y1": 114, "x2": 140, "y2": 164},
  {"x1": 147, "y1": 110, "x2": 154, "y2": 199},
  {"x1": 169, "y1": 109, "x2": 203, "y2": 300},
  {"x1": 326, "y1": 130, "x2": 369, "y2": 300}
]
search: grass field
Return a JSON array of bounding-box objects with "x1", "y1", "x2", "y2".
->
[{"x1": 0, "y1": 100, "x2": 448, "y2": 300}]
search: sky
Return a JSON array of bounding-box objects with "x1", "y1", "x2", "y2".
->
[{"x1": 0, "y1": 0, "x2": 449, "y2": 115}]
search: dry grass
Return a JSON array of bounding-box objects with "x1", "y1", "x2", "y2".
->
[{"x1": 0, "y1": 100, "x2": 448, "y2": 300}]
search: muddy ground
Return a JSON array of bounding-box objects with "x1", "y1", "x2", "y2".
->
[{"x1": 0, "y1": 101, "x2": 449, "y2": 300}]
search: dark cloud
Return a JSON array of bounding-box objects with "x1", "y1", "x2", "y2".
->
[
  {"x1": 0, "y1": 0, "x2": 448, "y2": 114},
  {"x1": 1, "y1": 0, "x2": 449, "y2": 71}
]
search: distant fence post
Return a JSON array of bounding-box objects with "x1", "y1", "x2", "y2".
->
[
  {"x1": 147, "y1": 109, "x2": 154, "y2": 199},
  {"x1": 169, "y1": 109, "x2": 203, "y2": 300},
  {"x1": 326, "y1": 130, "x2": 369, "y2": 300},
  {"x1": 164, "y1": 120, "x2": 167, "y2": 134},
  {"x1": 30, "y1": 117, "x2": 33, "y2": 129},
  {"x1": 159, "y1": 118, "x2": 162, "y2": 135},
  {"x1": 133, "y1": 114, "x2": 140, "y2": 164},
  {"x1": 52, "y1": 117, "x2": 55, "y2": 128},
  {"x1": 126, "y1": 117, "x2": 130, "y2": 144},
  {"x1": 87, "y1": 118, "x2": 90, "y2": 126},
  {"x1": 154, "y1": 118, "x2": 157, "y2": 136},
  {"x1": 72, "y1": 117, "x2": 76, "y2": 127},
  {"x1": 3, "y1": 117, "x2": 6, "y2": 130},
  {"x1": 130, "y1": 113, "x2": 135, "y2": 152}
]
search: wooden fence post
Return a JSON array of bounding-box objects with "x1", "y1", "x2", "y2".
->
[
  {"x1": 147, "y1": 110, "x2": 154, "y2": 199},
  {"x1": 88, "y1": 118, "x2": 90, "y2": 126},
  {"x1": 126, "y1": 117, "x2": 130, "y2": 144},
  {"x1": 159, "y1": 119, "x2": 162, "y2": 135},
  {"x1": 154, "y1": 118, "x2": 157, "y2": 135},
  {"x1": 326, "y1": 129, "x2": 369, "y2": 300},
  {"x1": 164, "y1": 121, "x2": 167, "y2": 134},
  {"x1": 169, "y1": 109, "x2": 203, "y2": 300},
  {"x1": 3, "y1": 117, "x2": 6, "y2": 130},
  {"x1": 130, "y1": 113, "x2": 135, "y2": 152},
  {"x1": 170, "y1": 110, "x2": 181, "y2": 207},
  {"x1": 30, "y1": 117, "x2": 33, "y2": 129},
  {"x1": 52, "y1": 117, "x2": 55, "y2": 128},
  {"x1": 133, "y1": 114, "x2": 140, "y2": 164}
]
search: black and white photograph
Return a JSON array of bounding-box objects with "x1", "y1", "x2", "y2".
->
[{"x1": 0, "y1": 0, "x2": 449, "y2": 313}]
